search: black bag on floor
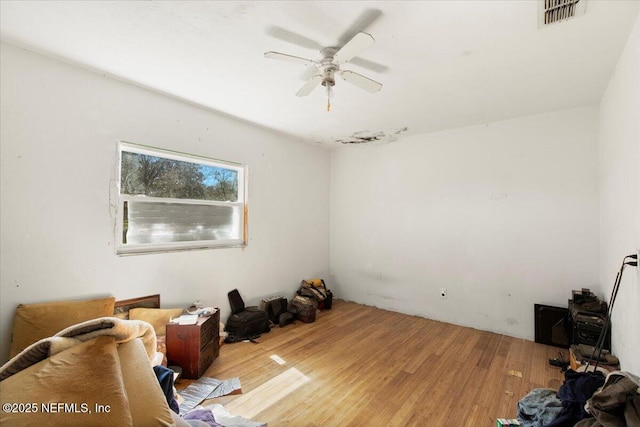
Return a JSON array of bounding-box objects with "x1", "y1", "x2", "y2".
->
[
  {"x1": 260, "y1": 296, "x2": 291, "y2": 326},
  {"x1": 225, "y1": 289, "x2": 270, "y2": 342}
]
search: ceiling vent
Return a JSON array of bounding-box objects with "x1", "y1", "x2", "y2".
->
[{"x1": 539, "y1": 0, "x2": 587, "y2": 27}]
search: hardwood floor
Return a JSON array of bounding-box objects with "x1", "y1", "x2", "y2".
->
[{"x1": 178, "y1": 299, "x2": 568, "y2": 426}]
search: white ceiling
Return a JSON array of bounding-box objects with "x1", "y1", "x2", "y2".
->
[{"x1": 1, "y1": 1, "x2": 639, "y2": 146}]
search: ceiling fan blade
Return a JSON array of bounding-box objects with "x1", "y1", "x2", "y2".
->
[
  {"x1": 264, "y1": 51, "x2": 316, "y2": 66},
  {"x1": 296, "y1": 75, "x2": 323, "y2": 97},
  {"x1": 337, "y1": 9, "x2": 383, "y2": 46},
  {"x1": 340, "y1": 70, "x2": 382, "y2": 93},
  {"x1": 266, "y1": 26, "x2": 324, "y2": 51},
  {"x1": 349, "y1": 57, "x2": 390, "y2": 74},
  {"x1": 333, "y1": 32, "x2": 375, "y2": 65},
  {"x1": 300, "y1": 65, "x2": 321, "y2": 82}
]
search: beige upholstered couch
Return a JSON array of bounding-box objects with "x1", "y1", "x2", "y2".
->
[{"x1": 0, "y1": 296, "x2": 192, "y2": 427}]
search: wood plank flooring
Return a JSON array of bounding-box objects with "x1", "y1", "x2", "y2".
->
[{"x1": 177, "y1": 299, "x2": 568, "y2": 426}]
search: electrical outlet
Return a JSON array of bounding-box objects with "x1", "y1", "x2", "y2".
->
[{"x1": 440, "y1": 288, "x2": 447, "y2": 299}]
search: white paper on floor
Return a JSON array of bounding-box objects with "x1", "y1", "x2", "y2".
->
[{"x1": 178, "y1": 377, "x2": 242, "y2": 415}]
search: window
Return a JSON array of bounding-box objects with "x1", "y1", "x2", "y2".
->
[{"x1": 116, "y1": 142, "x2": 247, "y2": 255}]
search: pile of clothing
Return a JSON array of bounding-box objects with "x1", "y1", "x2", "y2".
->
[{"x1": 517, "y1": 369, "x2": 640, "y2": 427}]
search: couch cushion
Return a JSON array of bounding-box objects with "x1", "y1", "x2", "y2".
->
[
  {"x1": 129, "y1": 307, "x2": 184, "y2": 336},
  {"x1": 9, "y1": 296, "x2": 116, "y2": 358},
  {"x1": 117, "y1": 338, "x2": 176, "y2": 426},
  {"x1": 0, "y1": 336, "x2": 132, "y2": 426}
]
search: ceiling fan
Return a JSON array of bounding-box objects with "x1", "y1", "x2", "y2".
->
[{"x1": 264, "y1": 31, "x2": 383, "y2": 111}]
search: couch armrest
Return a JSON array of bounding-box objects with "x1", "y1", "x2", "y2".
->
[{"x1": 117, "y1": 338, "x2": 176, "y2": 426}]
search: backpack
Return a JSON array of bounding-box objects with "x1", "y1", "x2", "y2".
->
[{"x1": 224, "y1": 289, "x2": 270, "y2": 343}]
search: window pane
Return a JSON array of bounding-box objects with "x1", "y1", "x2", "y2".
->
[
  {"x1": 123, "y1": 201, "x2": 241, "y2": 244},
  {"x1": 120, "y1": 151, "x2": 238, "y2": 202}
]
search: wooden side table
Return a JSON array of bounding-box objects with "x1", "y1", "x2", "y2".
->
[{"x1": 166, "y1": 309, "x2": 220, "y2": 379}]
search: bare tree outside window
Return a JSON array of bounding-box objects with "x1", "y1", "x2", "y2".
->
[{"x1": 120, "y1": 152, "x2": 238, "y2": 202}]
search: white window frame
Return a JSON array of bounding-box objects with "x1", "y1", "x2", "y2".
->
[{"x1": 115, "y1": 141, "x2": 248, "y2": 255}]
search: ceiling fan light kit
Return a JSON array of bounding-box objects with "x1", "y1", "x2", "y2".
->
[{"x1": 264, "y1": 31, "x2": 383, "y2": 111}]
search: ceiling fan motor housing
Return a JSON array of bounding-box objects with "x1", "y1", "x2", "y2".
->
[{"x1": 322, "y1": 67, "x2": 336, "y2": 87}]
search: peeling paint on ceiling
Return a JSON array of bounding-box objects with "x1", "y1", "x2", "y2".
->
[{"x1": 333, "y1": 126, "x2": 409, "y2": 145}]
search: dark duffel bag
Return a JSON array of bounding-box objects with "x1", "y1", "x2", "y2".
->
[
  {"x1": 225, "y1": 308, "x2": 270, "y2": 341},
  {"x1": 225, "y1": 289, "x2": 270, "y2": 342}
]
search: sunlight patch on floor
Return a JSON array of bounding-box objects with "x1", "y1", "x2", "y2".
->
[
  {"x1": 270, "y1": 354, "x2": 286, "y2": 365},
  {"x1": 224, "y1": 367, "x2": 311, "y2": 419}
]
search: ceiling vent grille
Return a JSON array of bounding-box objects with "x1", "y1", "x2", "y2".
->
[{"x1": 539, "y1": 0, "x2": 587, "y2": 27}]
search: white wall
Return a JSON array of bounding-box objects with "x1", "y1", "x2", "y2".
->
[
  {"x1": 599, "y1": 14, "x2": 640, "y2": 374},
  {"x1": 3, "y1": 18, "x2": 638, "y2": 370},
  {"x1": 330, "y1": 106, "x2": 600, "y2": 340},
  {"x1": 0, "y1": 43, "x2": 330, "y2": 363}
]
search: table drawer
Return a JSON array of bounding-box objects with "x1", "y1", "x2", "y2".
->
[{"x1": 199, "y1": 310, "x2": 219, "y2": 350}]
